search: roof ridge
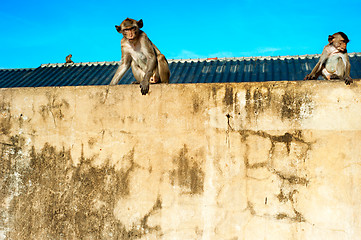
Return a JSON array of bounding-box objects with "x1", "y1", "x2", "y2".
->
[
  {"x1": 168, "y1": 52, "x2": 361, "y2": 63},
  {"x1": 11, "y1": 51, "x2": 360, "y2": 68},
  {"x1": 0, "y1": 67, "x2": 36, "y2": 71},
  {"x1": 40, "y1": 61, "x2": 119, "y2": 68}
]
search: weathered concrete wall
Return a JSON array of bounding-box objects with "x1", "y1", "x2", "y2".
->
[{"x1": 1, "y1": 81, "x2": 361, "y2": 240}]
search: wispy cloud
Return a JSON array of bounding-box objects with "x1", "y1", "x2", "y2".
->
[
  {"x1": 172, "y1": 50, "x2": 204, "y2": 59},
  {"x1": 170, "y1": 47, "x2": 294, "y2": 60},
  {"x1": 171, "y1": 50, "x2": 237, "y2": 60},
  {"x1": 257, "y1": 47, "x2": 282, "y2": 54}
]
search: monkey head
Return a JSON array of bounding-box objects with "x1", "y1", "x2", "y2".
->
[
  {"x1": 328, "y1": 32, "x2": 349, "y2": 53},
  {"x1": 115, "y1": 18, "x2": 143, "y2": 40}
]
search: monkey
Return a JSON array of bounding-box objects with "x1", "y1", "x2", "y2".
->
[
  {"x1": 65, "y1": 54, "x2": 74, "y2": 64},
  {"x1": 304, "y1": 32, "x2": 352, "y2": 85},
  {"x1": 110, "y1": 18, "x2": 170, "y2": 95}
]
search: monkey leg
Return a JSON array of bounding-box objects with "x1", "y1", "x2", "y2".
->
[
  {"x1": 328, "y1": 57, "x2": 353, "y2": 85},
  {"x1": 131, "y1": 64, "x2": 145, "y2": 85},
  {"x1": 329, "y1": 74, "x2": 339, "y2": 79},
  {"x1": 157, "y1": 54, "x2": 170, "y2": 83},
  {"x1": 335, "y1": 57, "x2": 353, "y2": 85}
]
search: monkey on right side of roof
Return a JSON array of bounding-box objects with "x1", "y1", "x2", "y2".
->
[{"x1": 304, "y1": 32, "x2": 353, "y2": 85}]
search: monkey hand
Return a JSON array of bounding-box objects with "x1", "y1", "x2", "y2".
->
[
  {"x1": 304, "y1": 74, "x2": 317, "y2": 80},
  {"x1": 344, "y1": 76, "x2": 353, "y2": 85},
  {"x1": 140, "y1": 80, "x2": 149, "y2": 95}
]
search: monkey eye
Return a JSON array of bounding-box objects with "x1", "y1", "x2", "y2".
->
[{"x1": 124, "y1": 27, "x2": 136, "y2": 32}]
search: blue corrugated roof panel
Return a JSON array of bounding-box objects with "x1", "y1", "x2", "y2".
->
[
  {"x1": 0, "y1": 68, "x2": 34, "y2": 88},
  {"x1": 1, "y1": 53, "x2": 361, "y2": 88}
]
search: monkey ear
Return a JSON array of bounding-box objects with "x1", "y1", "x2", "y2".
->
[
  {"x1": 137, "y1": 19, "x2": 143, "y2": 29},
  {"x1": 328, "y1": 35, "x2": 334, "y2": 43},
  {"x1": 115, "y1": 25, "x2": 122, "y2": 33}
]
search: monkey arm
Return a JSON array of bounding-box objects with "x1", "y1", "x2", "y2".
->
[
  {"x1": 138, "y1": 37, "x2": 158, "y2": 95},
  {"x1": 144, "y1": 54, "x2": 157, "y2": 80},
  {"x1": 305, "y1": 62, "x2": 321, "y2": 80},
  {"x1": 110, "y1": 53, "x2": 132, "y2": 85},
  {"x1": 139, "y1": 54, "x2": 156, "y2": 95},
  {"x1": 305, "y1": 47, "x2": 331, "y2": 80}
]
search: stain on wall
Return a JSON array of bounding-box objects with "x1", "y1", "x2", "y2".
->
[
  {"x1": 281, "y1": 90, "x2": 313, "y2": 120},
  {"x1": 0, "y1": 82, "x2": 361, "y2": 240},
  {"x1": 1, "y1": 140, "x2": 162, "y2": 240},
  {"x1": 0, "y1": 101, "x2": 11, "y2": 135},
  {"x1": 39, "y1": 94, "x2": 70, "y2": 126},
  {"x1": 239, "y1": 130, "x2": 311, "y2": 223},
  {"x1": 170, "y1": 145, "x2": 205, "y2": 195},
  {"x1": 243, "y1": 85, "x2": 314, "y2": 122}
]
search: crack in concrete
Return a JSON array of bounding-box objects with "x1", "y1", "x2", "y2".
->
[{"x1": 236, "y1": 129, "x2": 312, "y2": 223}]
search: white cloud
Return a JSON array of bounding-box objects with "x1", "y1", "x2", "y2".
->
[
  {"x1": 170, "y1": 47, "x2": 294, "y2": 60},
  {"x1": 173, "y1": 50, "x2": 204, "y2": 59},
  {"x1": 172, "y1": 50, "x2": 237, "y2": 60},
  {"x1": 257, "y1": 47, "x2": 282, "y2": 54}
]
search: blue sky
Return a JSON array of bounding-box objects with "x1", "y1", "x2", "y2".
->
[{"x1": 1, "y1": 0, "x2": 361, "y2": 69}]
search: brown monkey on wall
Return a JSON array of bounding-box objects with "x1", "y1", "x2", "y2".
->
[
  {"x1": 304, "y1": 32, "x2": 352, "y2": 85},
  {"x1": 110, "y1": 18, "x2": 170, "y2": 95},
  {"x1": 65, "y1": 54, "x2": 74, "y2": 64}
]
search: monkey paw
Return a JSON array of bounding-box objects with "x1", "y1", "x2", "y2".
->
[
  {"x1": 304, "y1": 74, "x2": 316, "y2": 80},
  {"x1": 140, "y1": 81, "x2": 149, "y2": 95},
  {"x1": 345, "y1": 77, "x2": 353, "y2": 85}
]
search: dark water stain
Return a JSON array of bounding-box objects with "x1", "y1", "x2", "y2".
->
[
  {"x1": 244, "y1": 87, "x2": 272, "y2": 122},
  {"x1": 39, "y1": 95, "x2": 70, "y2": 126},
  {"x1": 0, "y1": 101, "x2": 12, "y2": 135},
  {"x1": 281, "y1": 90, "x2": 313, "y2": 120},
  {"x1": 244, "y1": 86, "x2": 313, "y2": 123},
  {"x1": 223, "y1": 86, "x2": 234, "y2": 106},
  {"x1": 239, "y1": 129, "x2": 311, "y2": 223},
  {"x1": 170, "y1": 145, "x2": 204, "y2": 195},
  {"x1": 2, "y1": 142, "x2": 161, "y2": 240},
  {"x1": 192, "y1": 94, "x2": 203, "y2": 114}
]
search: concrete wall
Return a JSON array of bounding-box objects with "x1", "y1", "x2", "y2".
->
[{"x1": 1, "y1": 81, "x2": 361, "y2": 240}]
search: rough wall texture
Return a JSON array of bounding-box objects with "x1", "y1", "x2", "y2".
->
[{"x1": 0, "y1": 81, "x2": 361, "y2": 240}]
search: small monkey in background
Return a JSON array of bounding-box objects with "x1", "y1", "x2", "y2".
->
[
  {"x1": 304, "y1": 32, "x2": 352, "y2": 85},
  {"x1": 110, "y1": 18, "x2": 170, "y2": 95},
  {"x1": 65, "y1": 54, "x2": 74, "y2": 64}
]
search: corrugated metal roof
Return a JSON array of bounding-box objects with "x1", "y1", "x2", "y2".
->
[
  {"x1": 1, "y1": 53, "x2": 361, "y2": 88},
  {"x1": 0, "y1": 68, "x2": 35, "y2": 88}
]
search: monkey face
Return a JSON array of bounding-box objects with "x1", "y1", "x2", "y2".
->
[
  {"x1": 122, "y1": 26, "x2": 138, "y2": 40},
  {"x1": 328, "y1": 32, "x2": 349, "y2": 53},
  {"x1": 115, "y1": 18, "x2": 143, "y2": 40}
]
